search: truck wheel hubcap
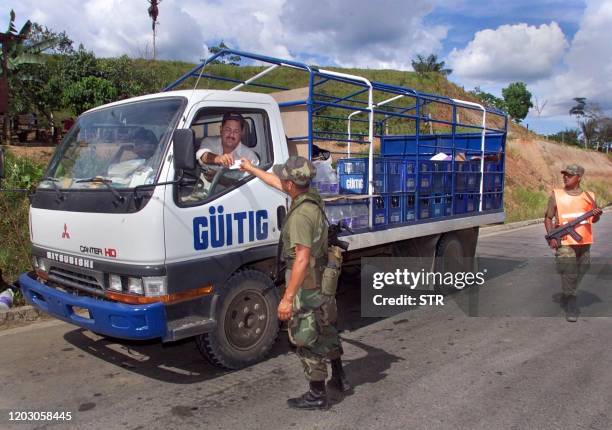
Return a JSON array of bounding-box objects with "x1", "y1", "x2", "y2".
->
[{"x1": 225, "y1": 290, "x2": 268, "y2": 350}]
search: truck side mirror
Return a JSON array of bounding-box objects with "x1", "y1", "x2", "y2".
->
[{"x1": 172, "y1": 129, "x2": 196, "y2": 171}]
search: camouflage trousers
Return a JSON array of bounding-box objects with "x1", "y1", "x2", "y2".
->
[
  {"x1": 555, "y1": 245, "x2": 591, "y2": 296},
  {"x1": 288, "y1": 287, "x2": 343, "y2": 382}
]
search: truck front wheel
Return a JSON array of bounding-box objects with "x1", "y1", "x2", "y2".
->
[{"x1": 196, "y1": 269, "x2": 280, "y2": 369}]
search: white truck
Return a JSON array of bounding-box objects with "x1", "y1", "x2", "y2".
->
[{"x1": 13, "y1": 50, "x2": 507, "y2": 369}]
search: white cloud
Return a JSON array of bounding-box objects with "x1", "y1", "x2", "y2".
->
[
  {"x1": 448, "y1": 22, "x2": 568, "y2": 83},
  {"x1": 5, "y1": 0, "x2": 449, "y2": 69},
  {"x1": 536, "y1": 0, "x2": 612, "y2": 116},
  {"x1": 279, "y1": 0, "x2": 448, "y2": 69}
]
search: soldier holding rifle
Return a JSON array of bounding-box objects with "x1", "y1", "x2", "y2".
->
[{"x1": 544, "y1": 164, "x2": 603, "y2": 322}]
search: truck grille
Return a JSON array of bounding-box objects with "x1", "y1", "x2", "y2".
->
[{"x1": 47, "y1": 265, "x2": 106, "y2": 297}]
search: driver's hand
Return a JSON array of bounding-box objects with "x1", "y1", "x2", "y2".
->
[{"x1": 214, "y1": 153, "x2": 234, "y2": 167}]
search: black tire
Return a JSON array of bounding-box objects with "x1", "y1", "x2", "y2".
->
[
  {"x1": 196, "y1": 269, "x2": 280, "y2": 369},
  {"x1": 434, "y1": 233, "x2": 466, "y2": 296}
]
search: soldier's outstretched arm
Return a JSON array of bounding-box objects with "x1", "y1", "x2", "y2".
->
[{"x1": 240, "y1": 158, "x2": 282, "y2": 191}]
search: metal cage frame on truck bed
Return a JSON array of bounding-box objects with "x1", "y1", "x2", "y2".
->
[{"x1": 163, "y1": 49, "x2": 508, "y2": 231}]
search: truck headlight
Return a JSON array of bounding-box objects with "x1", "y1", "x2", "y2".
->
[
  {"x1": 109, "y1": 274, "x2": 123, "y2": 292},
  {"x1": 143, "y1": 276, "x2": 167, "y2": 297},
  {"x1": 127, "y1": 277, "x2": 144, "y2": 295},
  {"x1": 37, "y1": 257, "x2": 49, "y2": 273}
]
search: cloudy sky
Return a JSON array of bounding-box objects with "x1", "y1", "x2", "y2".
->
[{"x1": 4, "y1": 0, "x2": 611, "y2": 134}]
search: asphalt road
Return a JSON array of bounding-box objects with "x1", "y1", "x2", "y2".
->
[{"x1": 1, "y1": 215, "x2": 610, "y2": 430}]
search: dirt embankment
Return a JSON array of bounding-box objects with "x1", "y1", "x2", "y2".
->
[{"x1": 505, "y1": 138, "x2": 612, "y2": 197}]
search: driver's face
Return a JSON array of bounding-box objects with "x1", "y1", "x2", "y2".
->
[{"x1": 221, "y1": 119, "x2": 242, "y2": 153}]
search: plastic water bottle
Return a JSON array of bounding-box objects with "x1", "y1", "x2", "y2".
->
[{"x1": 0, "y1": 289, "x2": 14, "y2": 311}]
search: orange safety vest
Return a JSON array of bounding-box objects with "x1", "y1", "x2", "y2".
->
[{"x1": 553, "y1": 188, "x2": 595, "y2": 245}]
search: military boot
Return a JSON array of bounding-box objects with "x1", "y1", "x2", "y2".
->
[
  {"x1": 329, "y1": 358, "x2": 352, "y2": 392},
  {"x1": 560, "y1": 294, "x2": 569, "y2": 310},
  {"x1": 287, "y1": 381, "x2": 329, "y2": 410},
  {"x1": 566, "y1": 295, "x2": 578, "y2": 322}
]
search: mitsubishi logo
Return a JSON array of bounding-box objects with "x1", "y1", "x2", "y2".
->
[{"x1": 62, "y1": 223, "x2": 71, "y2": 239}]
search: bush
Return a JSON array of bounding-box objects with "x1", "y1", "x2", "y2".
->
[{"x1": 0, "y1": 150, "x2": 45, "y2": 286}]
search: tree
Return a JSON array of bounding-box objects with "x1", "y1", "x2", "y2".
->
[
  {"x1": 580, "y1": 117, "x2": 597, "y2": 149},
  {"x1": 569, "y1": 97, "x2": 586, "y2": 118},
  {"x1": 469, "y1": 87, "x2": 506, "y2": 111},
  {"x1": 63, "y1": 76, "x2": 117, "y2": 115},
  {"x1": 8, "y1": 24, "x2": 74, "y2": 130},
  {"x1": 547, "y1": 128, "x2": 580, "y2": 146},
  {"x1": 568, "y1": 98, "x2": 611, "y2": 150},
  {"x1": 501, "y1": 82, "x2": 533, "y2": 123},
  {"x1": 147, "y1": 0, "x2": 161, "y2": 60},
  {"x1": 208, "y1": 41, "x2": 241, "y2": 65},
  {"x1": 0, "y1": 10, "x2": 59, "y2": 144},
  {"x1": 411, "y1": 54, "x2": 452, "y2": 77}
]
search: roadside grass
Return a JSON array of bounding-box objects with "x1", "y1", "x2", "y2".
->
[
  {"x1": 505, "y1": 185, "x2": 549, "y2": 223},
  {"x1": 582, "y1": 178, "x2": 612, "y2": 208},
  {"x1": 0, "y1": 149, "x2": 44, "y2": 303}
]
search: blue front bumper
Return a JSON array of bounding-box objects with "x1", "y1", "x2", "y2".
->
[{"x1": 19, "y1": 273, "x2": 167, "y2": 340}]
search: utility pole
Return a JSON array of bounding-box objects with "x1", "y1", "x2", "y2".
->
[{"x1": 148, "y1": 0, "x2": 161, "y2": 60}]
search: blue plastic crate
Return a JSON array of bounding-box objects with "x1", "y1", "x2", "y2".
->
[
  {"x1": 403, "y1": 194, "x2": 416, "y2": 222},
  {"x1": 338, "y1": 158, "x2": 367, "y2": 194},
  {"x1": 470, "y1": 160, "x2": 483, "y2": 172},
  {"x1": 405, "y1": 174, "x2": 417, "y2": 192},
  {"x1": 419, "y1": 160, "x2": 432, "y2": 172},
  {"x1": 431, "y1": 172, "x2": 450, "y2": 193},
  {"x1": 466, "y1": 172, "x2": 482, "y2": 192},
  {"x1": 483, "y1": 172, "x2": 503, "y2": 192},
  {"x1": 386, "y1": 159, "x2": 404, "y2": 193},
  {"x1": 484, "y1": 160, "x2": 503, "y2": 172},
  {"x1": 444, "y1": 195, "x2": 453, "y2": 216},
  {"x1": 372, "y1": 196, "x2": 387, "y2": 226},
  {"x1": 388, "y1": 194, "x2": 402, "y2": 224},
  {"x1": 405, "y1": 160, "x2": 416, "y2": 174},
  {"x1": 419, "y1": 172, "x2": 432, "y2": 193},
  {"x1": 454, "y1": 193, "x2": 480, "y2": 214},
  {"x1": 419, "y1": 194, "x2": 446, "y2": 219},
  {"x1": 455, "y1": 161, "x2": 471, "y2": 172},
  {"x1": 432, "y1": 160, "x2": 452, "y2": 172},
  {"x1": 338, "y1": 158, "x2": 385, "y2": 194},
  {"x1": 483, "y1": 192, "x2": 503, "y2": 210},
  {"x1": 455, "y1": 172, "x2": 468, "y2": 192}
]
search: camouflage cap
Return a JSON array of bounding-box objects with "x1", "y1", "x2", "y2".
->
[
  {"x1": 561, "y1": 164, "x2": 585, "y2": 176},
  {"x1": 273, "y1": 156, "x2": 316, "y2": 187}
]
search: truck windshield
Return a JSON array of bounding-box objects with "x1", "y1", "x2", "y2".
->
[{"x1": 41, "y1": 97, "x2": 184, "y2": 190}]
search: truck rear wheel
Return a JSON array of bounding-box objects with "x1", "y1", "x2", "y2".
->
[
  {"x1": 434, "y1": 233, "x2": 466, "y2": 295},
  {"x1": 196, "y1": 269, "x2": 280, "y2": 369}
]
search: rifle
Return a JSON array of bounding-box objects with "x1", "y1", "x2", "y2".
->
[
  {"x1": 545, "y1": 208, "x2": 602, "y2": 243},
  {"x1": 327, "y1": 221, "x2": 352, "y2": 252}
]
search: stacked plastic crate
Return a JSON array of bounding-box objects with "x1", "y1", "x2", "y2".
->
[
  {"x1": 417, "y1": 159, "x2": 453, "y2": 220},
  {"x1": 453, "y1": 160, "x2": 481, "y2": 215},
  {"x1": 482, "y1": 160, "x2": 504, "y2": 210}
]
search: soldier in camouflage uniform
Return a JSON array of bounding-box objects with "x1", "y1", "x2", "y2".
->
[
  {"x1": 240, "y1": 155, "x2": 350, "y2": 410},
  {"x1": 544, "y1": 164, "x2": 602, "y2": 322}
]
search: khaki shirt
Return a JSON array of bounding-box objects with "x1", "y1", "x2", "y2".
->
[{"x1": 282, "y1": 190, "x2": 328, "y2": 263}]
